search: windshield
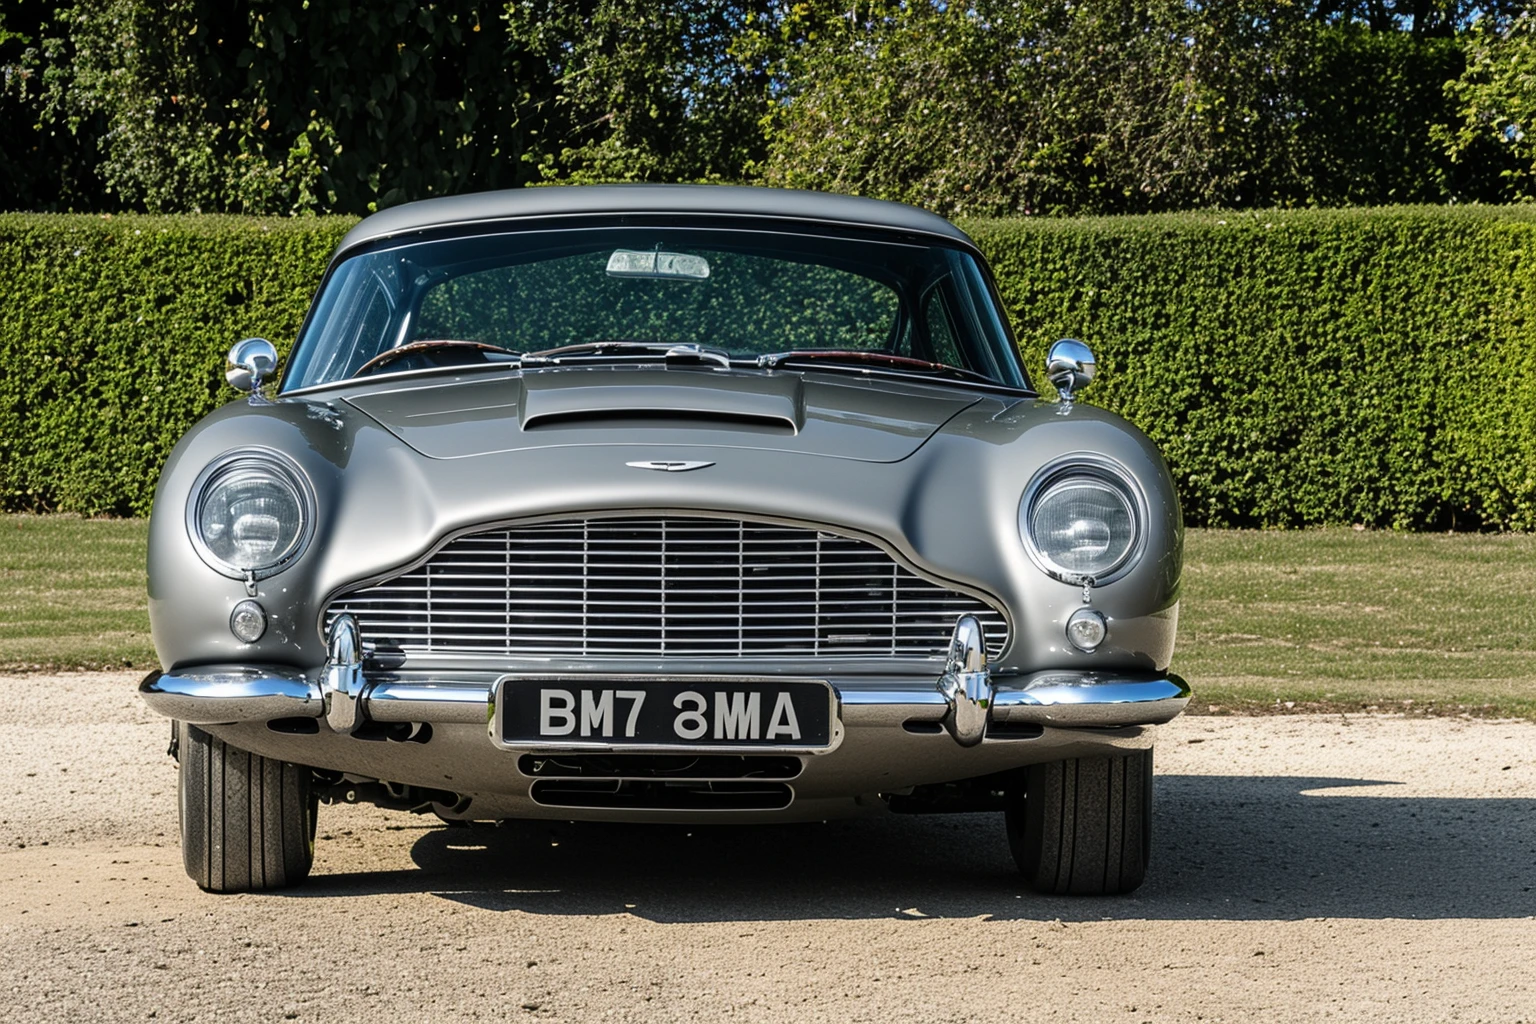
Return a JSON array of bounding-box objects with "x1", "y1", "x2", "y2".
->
[{"x1": 282, "y1": 225, "x2": 1028, "y2": 391}]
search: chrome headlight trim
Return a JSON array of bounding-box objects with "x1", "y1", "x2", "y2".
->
[
  {"x1": 1018, "y1": 453, "x2": 1146, "y2": 586},
  {"x1": 185, "y1": 447, "x2": 317, "y2": 581}
]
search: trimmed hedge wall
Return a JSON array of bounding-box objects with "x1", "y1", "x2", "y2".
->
[
  {"x1": 4, "y1": 206, "x2": 1536, "y2": 526},
  {"x1": 971, "y1": 207, "x2": 1536, "y2": 529},
  {"x1": 0, "y1": 215, "x2": 351, "y2": 515}
]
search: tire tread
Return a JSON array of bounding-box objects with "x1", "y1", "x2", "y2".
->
[
  {"x1": 178, "y1": 723, "x2": 315, "y2": 893},
  {"x1": 1007, "y1": 748, "x2": 1153, "y2": 896}
]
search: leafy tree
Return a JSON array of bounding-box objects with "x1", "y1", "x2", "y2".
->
[
  {"x1": 40, "y1": 0, "x2": 550, "y2": 214},
  {"x1": 757, "y1": 0, "x2": 1314, "y2": 216},
  {"x1": 0, "y1": 0, "x2": 106, "y2": 211},
  {"x1": 505, "y1": 0, "x2": 773, "y2": 185},
  {"x1": 6, "y1": 0, "x2": 1532, "y2": 215},
  {"x1": 19, "y1": 0, "x2": 772, "y2": 214},
  {"x1": 758, "y1": 0, "x2": 1517, "y2": 215},
  {"x1": 1289, "y1": 26, "x2": 1479, "y2": 205},
  {"x1": 1443, "y1": 12, "x2": 1536, "y2": 199}
]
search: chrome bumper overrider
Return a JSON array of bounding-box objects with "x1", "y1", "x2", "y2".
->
[{"x1": 140, "y1": 615, "x2": 1190, "y2": 738}]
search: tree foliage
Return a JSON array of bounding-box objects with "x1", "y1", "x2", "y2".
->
[
  {"x1": 507, "y1": 0, "x2": 772, "y2": 185},
  {"x1": 10, "y1": 1, "x2": 769, "y2": 215},
  {"x1": 755, "y1": 0, "x2": 1509, "y2": 216},
  {"x1": 36, "y1": 0, "x2": 553, "y2": 214},
  {"x1": 0, "y1": 0, "x2": 106, "y2": 211},
  {"x1": 1444, "y1": 13, "x2": 1536, "y2": 198},
  {"x1": 2, "y1": 0, "x2": 1534, "y2": 216},
  {"x1": 755, "y1": 0, "x2": 1317, "y2": 216}
]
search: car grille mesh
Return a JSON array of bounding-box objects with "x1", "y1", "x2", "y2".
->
[{"x1": 326, "y1": 517, "x2": 1008, "y2": 661}]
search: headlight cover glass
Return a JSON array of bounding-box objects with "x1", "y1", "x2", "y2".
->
[
  {"x1": 188, "y1": 451, "x2": 314, "y2": 579},
  {"x1": 1021, "y1": 460, "x2": 1142, "y2": 583}
]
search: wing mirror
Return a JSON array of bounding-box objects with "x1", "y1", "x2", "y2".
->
[
  {"x1": 1046, "y1": 338, "x2": 1095, "y2": 406},
  {"x1": 226, "y1": 338, "x2": 279, "y2": 395}
]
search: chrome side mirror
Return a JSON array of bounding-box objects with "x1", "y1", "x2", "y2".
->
[
  {"x1": 226, "y1": 338, "x2": 279, "y2": 395},
  {"x1": 1046, "y1": 338, "x2": 1096, "y2": 406}
]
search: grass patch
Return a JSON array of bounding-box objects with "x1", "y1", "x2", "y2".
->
[
  {"x1": 0, "y1": 515, "x2": 154, "y2": 672},
  {"x1": 2, "y1": 516, "x2": 1535, "y2": 718},
  {"x1": 1177, "y1": 529, "x2": 1536, "y2": 718}
]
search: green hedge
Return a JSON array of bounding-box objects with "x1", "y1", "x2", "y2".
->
[
  {"x1": 968, "y1": 207, "x2": 1536, "y2": 529},
  {"x1": 4, "y1": 206, "x2": 1536, "y2": 527},
  {"x1": 0, "y1": 215, "x2": 352, "y2": 515}
]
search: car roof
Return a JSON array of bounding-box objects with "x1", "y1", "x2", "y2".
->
[{"x1": 334, "y1": 184, "x2": 974, "y2": 257}]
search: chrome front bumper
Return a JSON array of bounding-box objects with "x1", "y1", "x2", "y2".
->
[
  {"x1": 141, "y1": 616, "x2": 1189, "y2": 739},
  {"x1": 139, "y1": 665, "x2": 1190, "y2": 729}
]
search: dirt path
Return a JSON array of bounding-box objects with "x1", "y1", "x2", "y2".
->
[{"x1": 3, "y1": 672, "x2": 1534, "y2": 1022}]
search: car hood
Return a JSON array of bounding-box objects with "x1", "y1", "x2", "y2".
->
[
  {"x1": 340, "y1": 366, "x2": 983, "y2": 463},
  {"x1": 150, "y1": 384, "x2": 1183, "y2": 676}
]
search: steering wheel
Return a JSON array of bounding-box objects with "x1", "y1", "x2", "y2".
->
[{"x1": 353, "y1": 340, "x2": 514, "y2": 377}]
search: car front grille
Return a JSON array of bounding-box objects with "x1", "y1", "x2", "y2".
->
[{"x1": 325, "y1": 516, "x2": 1008, "y2": 661}]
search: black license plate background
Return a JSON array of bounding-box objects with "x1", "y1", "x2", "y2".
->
[{"x1": 499, "y1": 680, "x2": 832, "y2": 747}]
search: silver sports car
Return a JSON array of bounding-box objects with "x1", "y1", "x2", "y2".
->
[{"x1": 140, "y1": 185, "x2": 1188, "y2": 895}]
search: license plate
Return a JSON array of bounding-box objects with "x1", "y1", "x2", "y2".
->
[{"x1": 494, "y1": 678, "x2": 835, "y2": 750}]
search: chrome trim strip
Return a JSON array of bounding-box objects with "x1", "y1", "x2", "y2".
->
[
  {"x1": 367, "y1": 680, "x2": 491, "y2": 724},
  {"x1": 991, "y1": 671, "x2": 1190, "y2": 727},
  {"x1": 139, "y1": 667, "x2": 1189, "y2": 731},
  {"x1": 837, "y1": 688, "x2": 949, "y2": 707},
  {"x1": 139, "y1": 668, "x2": 322, "y2": 725}
]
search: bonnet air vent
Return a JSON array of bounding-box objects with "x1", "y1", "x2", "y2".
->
[
  {"x1": 519, "y1": 378, "x2": 803, "y2": 434},
  {"x1": 521, "y1": 408, "x2": 795, "y2": 432}
]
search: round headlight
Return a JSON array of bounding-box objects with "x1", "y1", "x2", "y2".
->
[
  {"x1": 187, "y1": 451, "x2": 314, "y2": 579},
  {"x1": 1021, "y1": 459, "x2": 1142, "y2": 583}
]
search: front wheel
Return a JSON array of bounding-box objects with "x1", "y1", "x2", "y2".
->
[
  {"x1": 1005, "y1": 748, "x2": 1153, "y2": 895},
  {"x1": 177, "y1": 722, "x2": 318, "y2": 893}
]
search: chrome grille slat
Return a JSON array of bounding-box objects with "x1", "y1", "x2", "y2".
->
[{"x1": 327, "y1": 516, "x2": 1008, "y2": 661}]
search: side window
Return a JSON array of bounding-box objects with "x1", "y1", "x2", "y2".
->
[{"x1": 921, "y1": 283, "x2": 964, "y2": 367}]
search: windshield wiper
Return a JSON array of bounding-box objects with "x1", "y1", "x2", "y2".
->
[
  {"x1": 520, "y1": 341, "x2": 671, "y2": 365},
  {"x1": 520, "y1": 341, "x2": 735, "y2": 369},
  {"x1": 753, "y1": 349, "x2": 1000, "y2": 386},
  {"x1": 519, "y1": 342, "x2": 1002, "y2": 387}
]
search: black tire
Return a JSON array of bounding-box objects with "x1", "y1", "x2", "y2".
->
[
  {"x1": 1005, "y1": 748, "x2": 1153, "y2": 896},
  {"x1": 177, "y1": 721, "x2": 318, "y2": 893}
]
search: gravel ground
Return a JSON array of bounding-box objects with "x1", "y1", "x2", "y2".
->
[{"x1": 2, "y1": 672, "x2": 1534, "y2": 1023}]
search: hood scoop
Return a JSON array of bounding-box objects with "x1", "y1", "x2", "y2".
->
[
  {"x1": 520, "y1": 369, "x2": 801, "y2": 434},
  {"x1": 343, "y1": 366, "x2": 981, "y2": 463}
]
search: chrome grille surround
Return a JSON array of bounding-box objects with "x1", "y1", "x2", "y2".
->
[{"x1": 325, "y1": 516, "x2": 1009, "y2": 662}]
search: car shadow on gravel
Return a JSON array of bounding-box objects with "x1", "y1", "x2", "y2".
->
[{"x1": 282, "y1": 774, "x2": 1536, "y2": 922}]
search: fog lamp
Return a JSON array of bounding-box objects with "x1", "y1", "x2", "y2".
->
[
  {"x1": 230, "y1": 600, "x2": 268, "y2": 644},
  {"x1": 1065, "y1": 608, "x2": 1107, "y2": 652}
]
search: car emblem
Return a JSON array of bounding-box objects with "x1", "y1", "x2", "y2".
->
[{"x1": 626, "y1": 460, "x2": 715, "y2": 472}]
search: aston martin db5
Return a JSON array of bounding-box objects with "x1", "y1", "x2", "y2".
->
[{"x1": 140, "y1": 185, "x2": 1189, "y2": 894}]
